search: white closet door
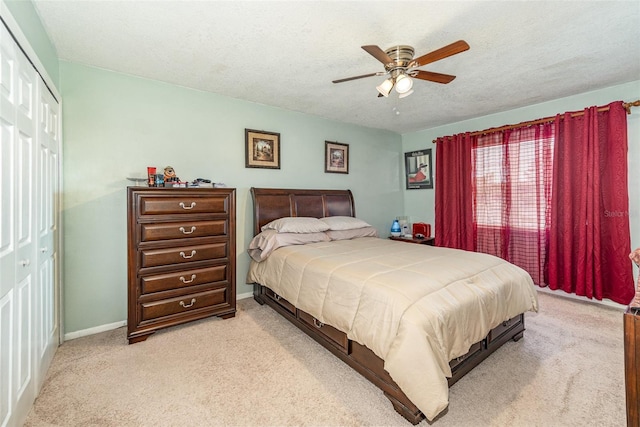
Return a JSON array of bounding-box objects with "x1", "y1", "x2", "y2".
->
[
  {"x1": 0, "y1": 22, "x2": 22, "y2": 426},
  {"x1": 35, "y1": 82, "x2": 59, "y2": 389},
  {"x1": 12, "y1": 43, "x2": 37, "y2": 425},
  {"x1": 0, "y1": 21, "x2": 58, "y2": 427}
]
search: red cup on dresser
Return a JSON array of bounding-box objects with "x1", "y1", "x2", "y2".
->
[
  {"x1": 147, "y1": 167, "x2": 156, "y2": 186},
  {"x1": 412, "y1": 223, "x2": 431, "y2": 239}
]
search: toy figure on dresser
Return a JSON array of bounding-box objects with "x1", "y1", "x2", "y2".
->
[
  {"x1": 163, "y1": 166, "x2": 180, "y2": 183},
  {"x1": 630, "y1": 247, "x2": 640, "y2": 312}
]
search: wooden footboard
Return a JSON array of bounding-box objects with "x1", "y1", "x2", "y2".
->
[{"x1": 253, "y1": 283, "x2": 525, "y2": 424}]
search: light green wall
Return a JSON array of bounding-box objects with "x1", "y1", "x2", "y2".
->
[
  {"x1": 401, "y1": 79, "x2": 640, "y2": 254},
  {"x1": 7, "y1": 0, "x2": 639, "y2": 333},
  {"x1": 2, "y1": 0, "x2": 59, "y2": 88},
  {"x1": 60, "y1": 61, "x2": 403, "y2": 333}
]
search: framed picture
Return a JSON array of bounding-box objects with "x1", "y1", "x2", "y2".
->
[
  {"x1": 245, "y1": 129, "x2": 281, "y2": 169},
  {"x1": 405, "y1": 149, "x2": 433, "y2": 189},
  {"x1": 325, "y1": 141, "x2": 349, "y2": 174}
]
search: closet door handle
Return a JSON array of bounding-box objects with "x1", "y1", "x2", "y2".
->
[
  {"x1": 179, "y1": 250, "x2": 196, "y2": 259},
  {"x1": 179, "y1": 226, "x2": 196, "y2": 235},
  {"x1": 179, "y1": 202, "x2": 196, "y2": 210},
  {"x1": 180, "y1": 274, "x2": 196, "y2": 284},
  {"x1": 19, "y1": 259, "x2": 31, "y2": 267},
  {"x1": 179, "y1": 298, "x2": 196, "y2": 308}
]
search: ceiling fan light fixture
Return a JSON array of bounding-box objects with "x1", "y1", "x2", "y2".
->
[
  {"x1": 395, "y1": 74, "x2": 413, "y2": 94},
  {"x1": 376, "y1": 78, "x2": 394, "y2": 97},
  {"x1": 398, "y1": 89, "x2": 414, "y2": 99}
]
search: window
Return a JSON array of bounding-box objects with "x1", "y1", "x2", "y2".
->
[{"x1": 472, "y1": 126, "x2": 554, "y2": 284}]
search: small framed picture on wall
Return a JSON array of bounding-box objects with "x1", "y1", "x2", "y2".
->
[
  {"x1": 325, "y1": 141, "x2": 349, "y2": 174},
  {"x1": 405, "y1": 149, "x2": 433, "y2": 189},
  {"x1": 245, "y1": 129, "x2": 281, "y2": 169}
]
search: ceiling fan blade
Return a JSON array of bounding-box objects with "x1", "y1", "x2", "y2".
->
[
  {"x1": 332, "y1": 72, "x2": 380, "y2": 84},
  {"x1": 412, "y1": 70, "x2": 457, "y2": 84},
  {"x1": 410, "y1": 40, "x2": 470, "y2": 68},
  {"x1": 361, "y1": 45, "x2": 394, "y2": 65}
]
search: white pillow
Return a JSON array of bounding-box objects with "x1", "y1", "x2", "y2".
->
[
  {"x1": 320, "y1": 216, "x2": 371, "y2": 231},
  {"x1": 248, "y1": 230, "x2": 330, "y2": 261},
  {"x1": 261, "y1": 217, "x2": 330, "y2": 233},
  {"x1": 325, "y1": 226, "x2": 378, "y2": 240}
]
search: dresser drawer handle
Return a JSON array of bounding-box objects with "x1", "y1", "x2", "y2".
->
[
  {"x1": 179, "y1": 250, "x2": 197, "y2": 259},
  {"x1": 179, "y1": 298, "x2": 196, "y2": 308},
  {"x1": 180, "y1": 274, "x2": 196, "y2": 284},
  {"x1": 273, "y1": 293, "x2": 282, "y2": 301},
  {"x1": 313, "y1": 318, "x2": 324, "y2": 328},
  {"x1": 179, "y1": 226, "x2": 196, "y2": 235},
  {"x1": 179, "y1": 202, "x2": 196, "y2": 210}
]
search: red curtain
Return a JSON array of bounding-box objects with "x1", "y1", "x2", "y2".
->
[
  {"x1": 547, "y1": 101, "x2": 634, "y2": 304},
  {"x1": 435, "y1": 133, "x2": 475, "y2": 251}
]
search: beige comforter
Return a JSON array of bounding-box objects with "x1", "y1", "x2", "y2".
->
[{"x1": 246, "y1": 237, "x2": 538, "y2": 420}]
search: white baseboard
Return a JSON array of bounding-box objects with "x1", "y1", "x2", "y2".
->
[
  {"x1": 63, "y1": 289, "x2": 624, "y2": 342},
  {"x1": 237, "y1": 291, "x2": 254, "y2": 300},
  {"x1": 536, "y1": 286, "x2": 626, "y2": 310},
  {"x1": 64, "y1": 291, "x2": 256, "y2": 341},
  {"x1": 64, "y1": 320, "x2": 127, "y2": 341}
]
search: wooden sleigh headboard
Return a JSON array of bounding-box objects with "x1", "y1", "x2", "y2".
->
[{"x1": 250, "y1": 188, "x2": 355, "y2": 235}]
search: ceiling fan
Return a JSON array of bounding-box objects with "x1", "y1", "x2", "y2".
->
[{"x1": 332, "y1": 40, "x2": 470, "y2": 98}]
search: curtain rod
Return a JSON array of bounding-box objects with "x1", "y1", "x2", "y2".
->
[{"x1": 432, "y1": 99, "x2": 640, "y2": 143}]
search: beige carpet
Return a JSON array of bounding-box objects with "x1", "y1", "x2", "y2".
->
[{"x1": 24, "y1": 292, "x2": 626, "y2": 427}]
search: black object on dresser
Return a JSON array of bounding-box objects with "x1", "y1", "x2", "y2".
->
[
  {"x1": 126, "y1": 187, "x2": 236, "y2": 344},
  {"x1": 389, "y1": 236, "x2": 435, "y2": 246}
]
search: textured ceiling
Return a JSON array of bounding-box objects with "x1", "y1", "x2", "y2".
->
[{"x1": 32, "y1": 1, "x2": 640, "y2": 134}]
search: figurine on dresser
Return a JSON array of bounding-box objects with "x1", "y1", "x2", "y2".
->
[
  {"x1": 630, "y1": 247, "x2": 640, "y2": 311},
  {"x1": 163, "y1": 166, "x2": 180, "y2": 183}
]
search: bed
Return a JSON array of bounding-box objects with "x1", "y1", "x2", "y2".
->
[{"x1": 246, "y1": 187, "x2": 538, "y2": 423}]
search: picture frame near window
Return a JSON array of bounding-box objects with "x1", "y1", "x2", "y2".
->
[
  {"x1": 325, "y1": 141, "x2": 349, "y2": 174},
  {"x1": 245, "y1": 129, "x2": 281, "y2": 169},
  {"x1": 405, "y1": 149, "x2": 433, "y2": 189}
]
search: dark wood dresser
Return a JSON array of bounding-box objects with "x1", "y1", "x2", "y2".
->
[
  {"x1": 127, "y1": 187, "x2": 236, "y2": 344},
  {"x1": 625, "y1": 307, "x2": 640, "y2": 426}
]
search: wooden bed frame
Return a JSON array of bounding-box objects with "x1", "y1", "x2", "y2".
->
[{"x1": 249, "y1": 187, "x2": 525, "y2": 424}]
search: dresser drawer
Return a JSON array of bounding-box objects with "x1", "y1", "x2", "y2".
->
[
  {"x1": 141, "y1": 220, "x2": 227, "y2": 242},
  {"x1": 139, "y1": 195, "x2": 228, "y2": 216},
  {"x1": 141, "y1": 287, "x2": 229, "y2": 321},
  {"x1": 298, "y1": 310, "x2": 348, "y2": 353},
  {"x1": 487, "y1": 314, "x2": 523, "y2": 344},
  {"x1": 141, "y1": 264, "x2": 228, "y2": 294},
  {"x1": 141, "y1": 242, "x2": 227, "y2": 268}
]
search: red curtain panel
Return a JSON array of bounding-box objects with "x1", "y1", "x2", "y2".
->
[
  {"x1": 548, "y1": 101, "x2": 634, "y2": 304},
  {"x1": 435, "y1": 133, "x2": 475, "y2": 251}
]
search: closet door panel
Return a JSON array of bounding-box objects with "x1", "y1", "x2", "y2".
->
[
  {"x1": 35, "y1": 82, "x2": 58, "y2": 383},
  {"x1": 16, "y1": 276, "x2": 32, "y2": 397},
  {"x1": 15, "y1": 48, "x2": 35, "y2": 286},
  {"x1": 11, "y1": 46, "x2": 38, "y2": 427},
  {"x1": 0, "y1": 119, "x2": 14, "y2": 298},
  {"x1": 0, "y1": 292, "x2": 13, "y2": 427},
  {"x1": 0, "y1": 24, "x2": 16, "y2": 300},
  {"x1": 0, "y1": 24, "x2": 16, "y2": 427}
]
